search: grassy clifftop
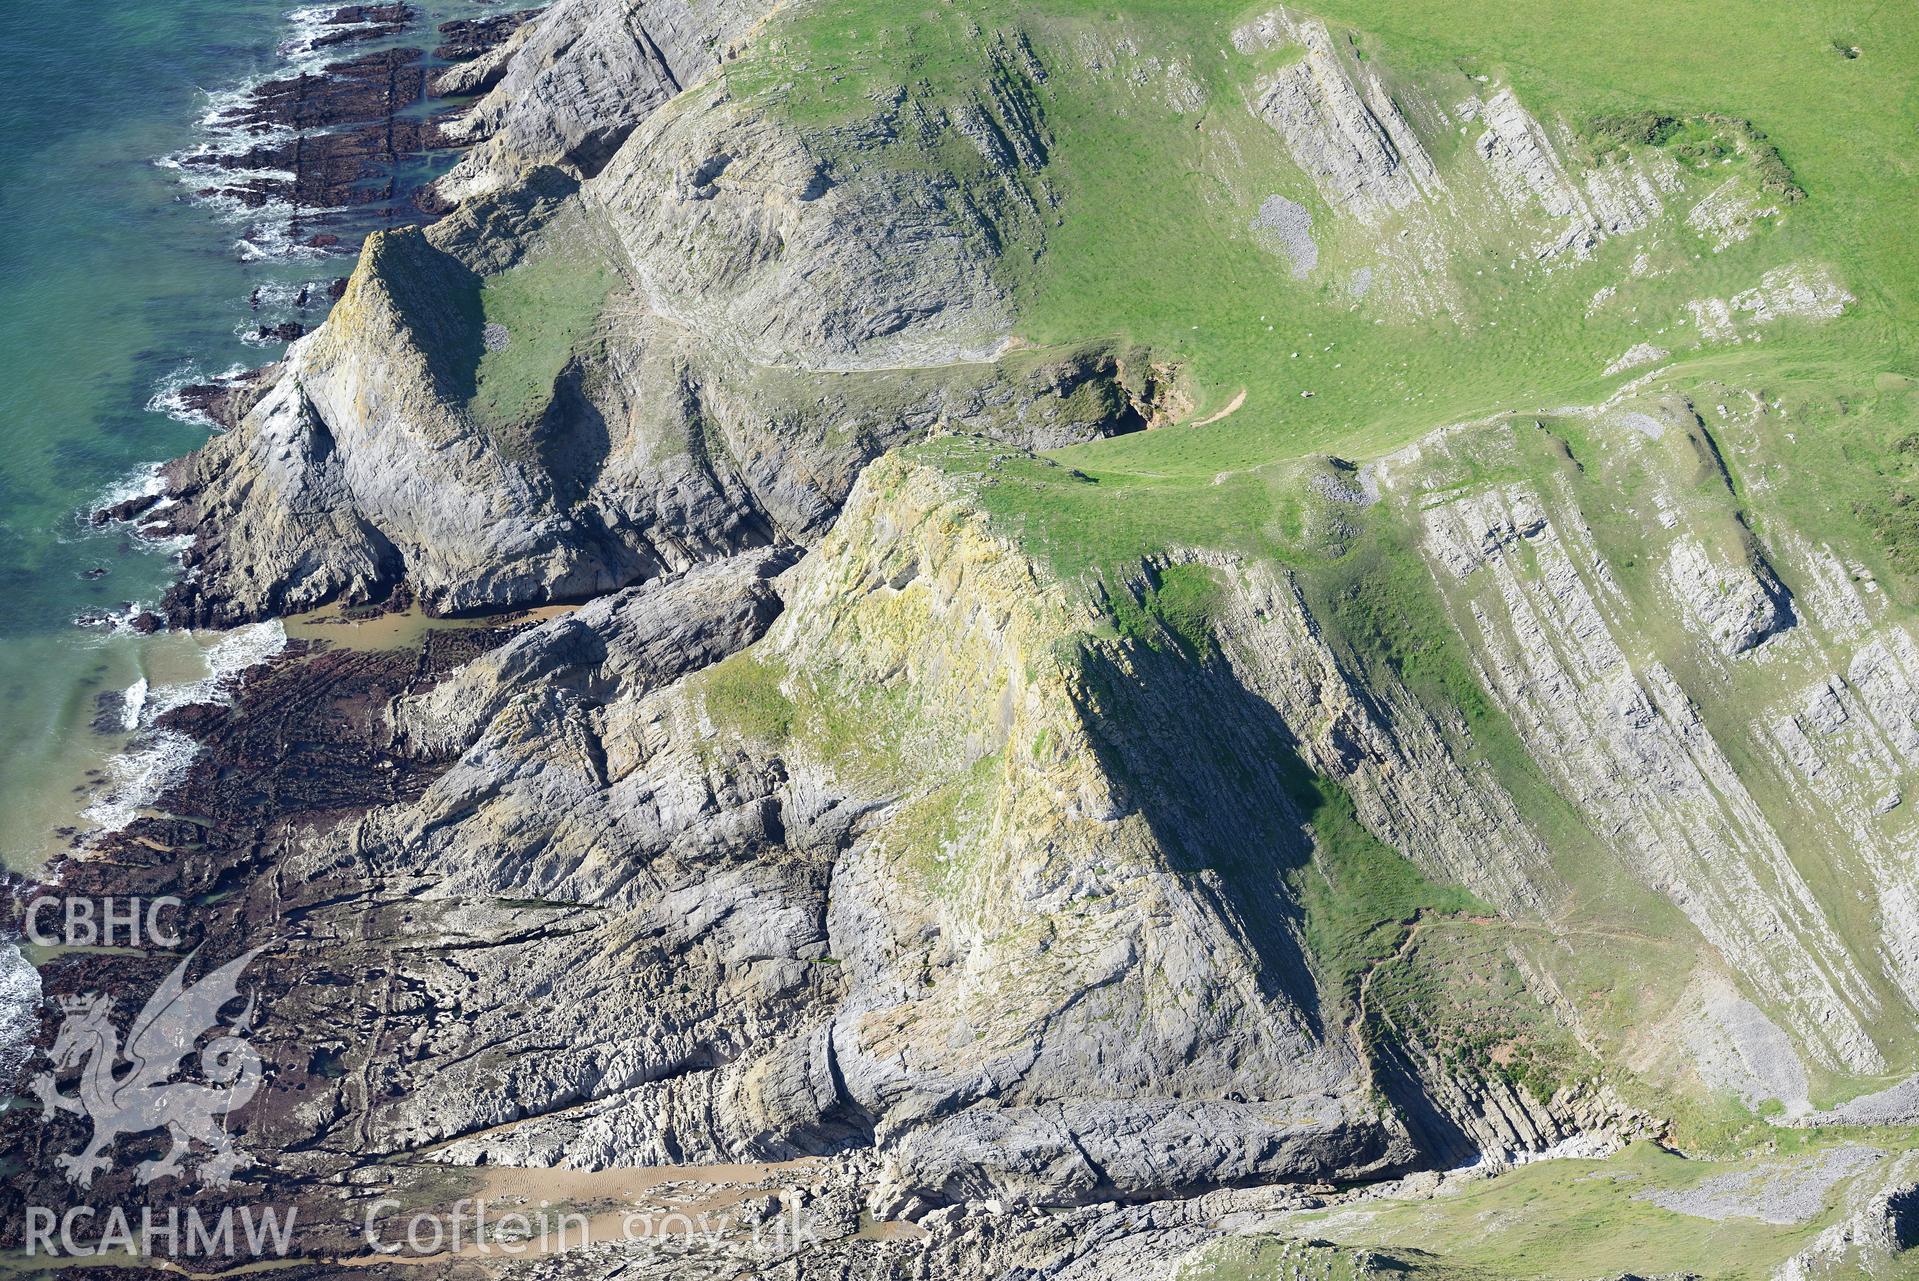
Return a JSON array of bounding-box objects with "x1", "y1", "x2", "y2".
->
[
  {"x1": 729, "y1": 0, "x2": 1915, "y2": 449},
  {"x1": 713, "y1": 0, "x2": 1919, "y2": 1133}
]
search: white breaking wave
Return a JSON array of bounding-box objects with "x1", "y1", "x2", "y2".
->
[
  {"x1": 121, "y1": 678, "x2": 149, "y2": 732},
  {"x1": 231, "y1": 200, "x2": 351, "y2": 263},
  {"x1": 279, "y1": 3, "x2": 406, "y2": 67},
  {"x1": 250, "y1": 279, "x2": 329, "y2": 310},
  {"x1": 83, "y1": 621, "x2": 289, "y2": 836},
  {"x1": 143, "y1": 621, "x2": 290, "y2": 723},
  {"x1": 71, "y1": 464, "x2": 181, "y2": 557},
  {"x1": 0, "y1": 942, "x2": 41, "y2": 1088},
  {"x1": 146, "y1": 361, "x2": 250, "y2": 428},
  {"x1": 91, "y1": 461, "x2": 166, "y2": 511},
  {"x1": 83, "y1": 729, "x2": 202, "y2": 834}
]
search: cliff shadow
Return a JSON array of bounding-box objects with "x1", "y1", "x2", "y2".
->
[
  {"x1": 1067, "y1": 632, "x2": 1331, "y2": 1040},
  {"x1": 362, "y1": 226, "x2": 486, "y2": 405}
]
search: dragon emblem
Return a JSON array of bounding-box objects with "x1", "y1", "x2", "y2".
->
[{"x1": 31, "y1": 948, "x2": 265, "y2": 1190}]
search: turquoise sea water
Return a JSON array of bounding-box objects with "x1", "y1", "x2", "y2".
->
[{"x1": 0, "y1": 1, "x2": 470, "y2": 867}]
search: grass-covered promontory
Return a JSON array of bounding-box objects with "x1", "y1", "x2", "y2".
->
[{"x1": 714, "y1": 0, "x2": 1919, "y2": 1177}]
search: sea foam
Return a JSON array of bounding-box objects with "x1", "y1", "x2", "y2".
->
[
  {"x1": 83, "y1": 621, "x2": 289, "y2": 836},
  {"x1": 0, "y1": 943, "x2": 41, "y2": 1087}
]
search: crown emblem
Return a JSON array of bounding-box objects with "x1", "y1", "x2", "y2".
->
[{"x1": 35, "y1": 950, "x2": 265, "y2": 1192}]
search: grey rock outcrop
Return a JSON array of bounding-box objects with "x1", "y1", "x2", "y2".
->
[
  {"x1": 1472, "y1": 88, "x2": 1673, "y2": 257},
  {"x1": 390, "y1": 544, "x2": 795, "y2": 756},
  {"x1": 1665, "y1": 533, "x2": 1794, "y2": 656},
  {"x1": 158, "y1": 38, "x2": 1117, "y2": 625},
  {"x1": 1211, "y1": 556, "x2": 1561, "y2": 916},
  {"x1": 434, "y1": 0, "x2": 771, "y2": 203},
  {"x1": 1689, "y1": 262, "x2": 1854, "y2": 342},
  {"x1": 1234, "y1": 10, "x2": 1440, "y2": 225},
  {"x1": 1411, "y1": 474, "x2": 1881, "y2": 1071},
  {"x1": 588, "y1": 85, "x2": 1025, "y2": 370},
  {"x1": 1772, "y1": 1152, "x2": 1919, "y2": 1280},
  {"x1": 430, "y1": 14, "x2": 541, "y2": 98}
]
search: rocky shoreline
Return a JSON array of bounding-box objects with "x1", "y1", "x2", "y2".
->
[
  {"x1": 0, "y1": 620, "x2": 528, "y2": 1262},
  {"x1": 432, "y1": 8, "x2": 541, "y2": 64},
  {"x1": 17, "y1": 0, "x2": 1919, "y2": 1276},
  {"x1": 173, "y1": 3, "x2": 541, "y2": 260}
]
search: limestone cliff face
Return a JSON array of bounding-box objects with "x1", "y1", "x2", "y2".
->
[
  {"x1": 205, "y1": 457, "x2": 1443, "y2": 1220},
  {"x1": 760, "y1": 410, "x2": 1919, "y2": 1167},
  {"x1": 760, "y1": 460, "x2": 1406, "y2": 1207},
  {"x1": 433, "y1": 0, "x2": 772, "y2": 203},
  {"x1": 159, "y1": 13, "x2": 1113, "y2": 625},
  {"x1": 69, "y1": 423, "x2": 1919, "y2": 1270},
  {"x1": 101, "y1": 0, "x2": 1919, "y2": 1271}
]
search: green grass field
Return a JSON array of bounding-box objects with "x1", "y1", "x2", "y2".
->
[
  {"x1": 735, "y1": 0, "x2": 1914, "y2": 444},
  {"x1": 1254, "y1": 1138, "x2": 1919, "y2": 1280},
  {"x1": 707, "y1": 0, "x2": 1919, "y2": 1192},
  {"x1": 470, "y1": 246, "x2": 616, "y2": 431},
  {"x1": 719, "y1": 0, "x2": 1919, "y2": 633}
]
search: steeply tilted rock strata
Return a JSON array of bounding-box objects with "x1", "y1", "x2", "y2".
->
[
  {"x1": 1366, "y1": 398, "x2": 1919, "y2": 1082},
  {"x1": 38, "y1": 0, "x2": 1919, "y2": 1275},
  {"x1": 433, "y1": 0, "x2": 773, "y2": 202},
  {"x1": 153, "y1": 23, "x2": 1116, "y2": 627},
  {"x1": 1210, "y1": 559, "x2": 1562, "y2": 917},
  {"x1": 1232, "y1": 6, "x2": 1685, "y2": 317},
  {"x1": 1234, "y1": 9, "x2": 1441, "y2": 225}
]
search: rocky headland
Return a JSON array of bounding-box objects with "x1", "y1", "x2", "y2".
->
[{"x1": 25, "y1": 0, "x2": 1919, "y2": 1277}]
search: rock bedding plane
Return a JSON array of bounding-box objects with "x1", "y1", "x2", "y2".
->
[{"x1": 22, "y1": 0, "x2": 1919, "y2": 1277}]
